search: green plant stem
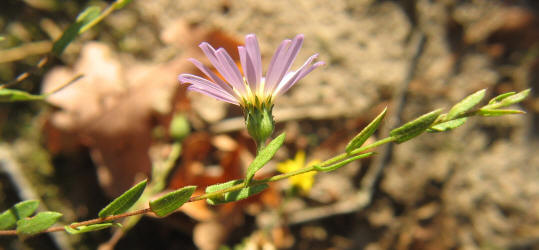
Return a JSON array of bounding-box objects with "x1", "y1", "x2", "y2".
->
[
  {"x1": 190, "y1": 136, "x2": 395, "y2": 202},
  {"x1": 0, "y1": 136, "x2": 394, "y2": 236},
  {"x1": 79, "y1": 3, "x2": 116, "y2": 34}
]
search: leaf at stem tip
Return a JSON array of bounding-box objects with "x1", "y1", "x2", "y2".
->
[
  {"x1": 488, "y1": 92, "x2": 516, "y2": 105},
  {"x1": 65, "y1": 222, "x2": 118, "y2": 234},
  {"x1": 498, "y1": 89, "x2": 530, "y2": 107},
  {"x1": 245, "y1": 133, "x2": 286, "y2": 186},
  {"x1": 0, "y1": 89, "x2": 46, "y2": 102},
  {"x1": 52, "y1": 6, "x2": 101, "y2": 56},
  {"x1": 0, "y1": 200, "x2": 39, "y2": 230},
  {"x1": 446, "y1": 89, "x2": 486, "y2": 120},
  {"x1": 315, "y1": 152, "x2": 375, "y2": 172},
  {"x1": 390, "y1": 109, "x2": 442, "y2": 143},
  {"x1": 98, "y1": 179, "x2": 147, "y2": 218},
  {"x1": 205, "y1": 180, "x2": 268, "y2": 205},
  {"x1": 345, "y1": 107, "x2": 387, "y2": 153},
  {"x1": 16, "y1": 212, "x2": 62, "y2": 235},
  {"x1": 150, "y1": 186, "x2": 196, "y2": 217},
  {"x1": 428, "y1": 117, "x2": 467, "y2": 132},
  {"x1": 478, "y1": 109, "x2": 526, "y2": 116}
]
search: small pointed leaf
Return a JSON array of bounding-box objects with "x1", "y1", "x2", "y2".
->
[
  {"x1": 64, "y1": 222, "x2": 117, "y2": 234},
  {"x1": 205, "y1": 180, "x2": 268, "y2": 205},
  {"x1": 98, "y1": 179, "x2": 147, "y2": 218},
  {"x1": 315, "y1": 152, "x2": 375, "y2": 172},
  {"x1": 52, "y1": 6, "x2": 101, "y2": 56},
  {"x1": 150, "y1": 186, "x2": 196, "y2": 217},
  {"x1": 498, "y1": 89, "x2": 530, "y2": 107},
  {"x1": 446, "y1": 89, "x2": 486, "y2": 120},
  {"x1": 346, "y1": 108, "x2": 387, "y2": 153},
  {"x1": 0, "y1": 200, "x2": 39, "y2": 230},
  {"x1": 428, "y1": 117, "x2": 467, "y2": 132},
  {"x1": 478, "y1": 109, "x2": 526, "y2": 116},
  {"x1": 16, "y1": 212, "x2": 62, "y2": 235},
  {"x1": 245, "y1": 133, "x2": 286, "y2": 185},
  {"x1": 390, "y1": 109, "x2": 442, "y2": 143},
  {"x1": 488, "y1": 92, "x2": 516, "y2": 105},
  {"x1": 0, "y1": 89, "x2": 45, "y2": 102}
]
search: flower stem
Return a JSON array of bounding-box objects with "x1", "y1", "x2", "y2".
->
[{"x1": 0, "y1": 136, "x2": 395, "y2": 236}]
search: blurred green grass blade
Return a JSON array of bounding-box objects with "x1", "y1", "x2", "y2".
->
[
  {"x1": 0, "y1": 200, "x2": 39, "y2": 230},
  {"x1": 150, "y1": 186, "x2": 196, "y2": 217},
  {"x1": 205, "y1": 180, "x2": 268, "y2": 205},
  {"x1": 16, "y1": 211, "x2": 62, "y2": 235},
  {"x1": 390, "y1": 109, "x2": 442, "y2": 143},
  {"x1": 52, "y1": 6, "x2": 101, "y2": 56},
  {"x1": 114, "y1": 0, "x2": 133, "y2": 9},
  {"x1": 245, "y1": 133, "x2": 286, "y2": 185},
  {"x1": 98, "y1": 179, "x2": 147, "y2": 218},
  {"x1": 346, "y1": 108, "x2": 387, "y2": 153},
  {"x1": 0, "y1": 89, "x2": 46, "y2": 102}
]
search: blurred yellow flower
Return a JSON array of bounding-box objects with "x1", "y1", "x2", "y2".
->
[{"x1": 277, "y1": 151, "x2": 319, "y2": 194}]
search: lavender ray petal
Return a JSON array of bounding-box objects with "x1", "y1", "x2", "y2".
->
[
  {"x1": 179, "y1": 74, "x2": 237, "y2": 101},
  {"x1": 215, "y1": 48, "x2": 247, "y2": 94},
  {"x1": 199, "y1": 42, "x2": 223, "y2": 71},
  {"x1": 273, "y1": 54, "x2": 323, "y2": 96},
  {"x1": 264, "y1": 39, "x2": 291, "y2": 93},
  {"x1": 239, "y1": 46, "x2": 257, "y2": 91},
  {"x1": 199, "y1": 43, "x2": 243, "y2": 93},
  {"x1": 187, "y1": 58, "x2": 239, "y2": 99},
  {"x1": 187, "y1": 85, "x2": 239, "y2": 105},
  {"x1": 245, "y1": 34, "x2": 262, "y2": 86},
  {"x1": 265, "y1": 35, "x2": 304, "y2": 94}
]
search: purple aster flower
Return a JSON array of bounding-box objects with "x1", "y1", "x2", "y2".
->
[
  {"x1": 178, "y1": 34, "x2": 324, "y2": 146},
  {"x1": 178, "y1": 34, "x2": 324, "y2": 109}
]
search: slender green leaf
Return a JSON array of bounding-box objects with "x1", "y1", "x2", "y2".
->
[
  {"x1": 64, "y1": 222, "x2": 117, "y2": 234},
  {"x1": 16, "y1": 212, "x2": 62, "y2": 235},
  {"x1": 98, "y1": 179, "x2": 147, "y2": 218},
  {"x1": 245, "y1": 133, "x2": 286, "y2": 185},
  {"x1": 428, "y1": 117, "x2": 467, "y2": 132},
  {"x1": 150, "y1": 186, "x2": 196, "y2": 217},
  {"x1": 478, "y1": 109, "x2": 526, "y2": 116},
  {"x1": 205, "y1": 180, "x2": 268, "y2": 205},
  {"x1": 315, "y1": 152, "x2": 375, "y2": 172},
  {"x1": 498, "y1": 89, "x2": 530, "y2": 107},
  {"x1": 52, "y1": 6, "x2": 101, "y2": 56},
  {"x1": 0, "y1": 89, "x2": 45, "y2": 102},
  {"x1": 390, "y1": 109, "x2": 442, "y2": 143},
  {"x1": 346, "y1": 108, "x2": 387, "y2": 153},
  {"x1": 114, "y1": 0, "x2": 134, "y2": 9},
  {"x1": 446, "y1": 89, "x2": 486, "y2": 120},
  {"x1": 488, "y1": 92, "x2": 516, "y2": 105},
  {"x1": 0, "y1": 200, "x2": 39, "y2": 230}
]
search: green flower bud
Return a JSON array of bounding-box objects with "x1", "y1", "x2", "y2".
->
[
  {"x1": 169, "y1": 114, "x2": 190, "y2": 141},
  {"x1": 245, "y1": 105, "x2": 275, "y2": 149}
]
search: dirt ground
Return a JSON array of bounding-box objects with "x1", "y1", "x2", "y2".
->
[{"x1": 0, "y1": 0, "x2": 538, "y2": 249}]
